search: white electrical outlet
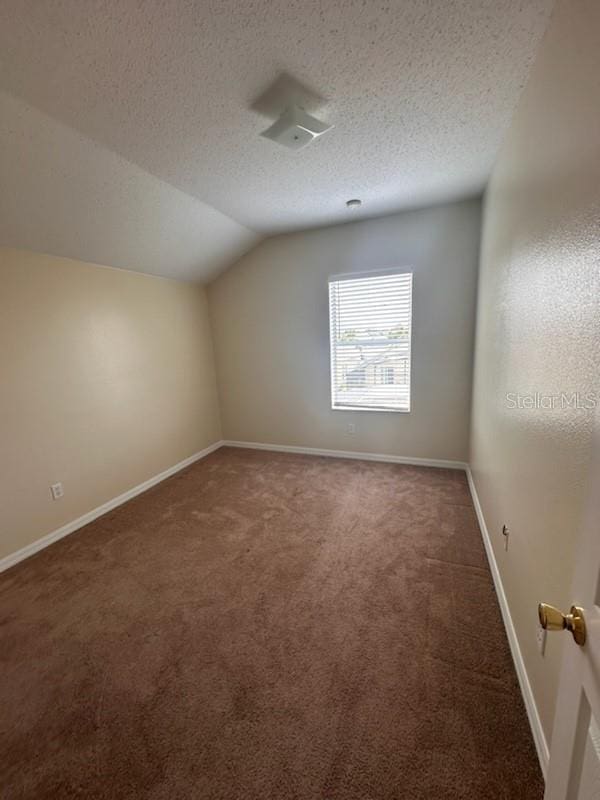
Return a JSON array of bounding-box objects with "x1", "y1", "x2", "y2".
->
[
  {"x1": 347, "y1": 423, "x2": 356, "y2": 434},
  {"x1": 536, "y1": 621, "x2": 547, "y2": 656},
  {"x1": 50, "y1": 482, "x2": 64, "y2": 500}
]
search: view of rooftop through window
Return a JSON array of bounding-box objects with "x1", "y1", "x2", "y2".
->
[{"x1": 329, "y1": 271, "x2": 413, "y2": 412}]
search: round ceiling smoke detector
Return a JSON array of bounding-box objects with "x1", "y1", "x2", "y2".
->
[{"x1": 346, "y1": 199, "x2": 362, "y2": 208}]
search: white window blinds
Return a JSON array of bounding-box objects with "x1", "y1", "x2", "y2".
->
[{"x1": 329, "y1": 271, "x2": 412, "y2": 412}]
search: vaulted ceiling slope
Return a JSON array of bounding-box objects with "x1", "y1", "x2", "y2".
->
[
  {"x1": 0, "y1": 1, "x2": 554, "y2": 282},
  {"x1": 0, "y1": 92, "x2": 260, "y2": 281},
  {"x1": 0, "y1": 91, "x2": 260, "y2": 282}
]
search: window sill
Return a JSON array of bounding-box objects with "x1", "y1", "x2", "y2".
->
[{"x1": 331, "y1": 405, "x2": 411, "y2": 414}]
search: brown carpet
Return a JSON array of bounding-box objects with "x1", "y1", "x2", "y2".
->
[{"x1": 1, "y1": 447, "x2": 543, "y2": 799}]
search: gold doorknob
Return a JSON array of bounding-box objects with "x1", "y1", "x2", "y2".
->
[{"x1": 538, "y1": 603, "x2": 586, "y2": 646}]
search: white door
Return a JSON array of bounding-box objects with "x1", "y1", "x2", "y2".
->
[{"x1": 543, "y1": 412, "x2": 600, "y2": 799}]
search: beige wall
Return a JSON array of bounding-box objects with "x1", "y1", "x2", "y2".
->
[
  {"x1": 0, "y1": 248, "x2": 221, "y2": 560},
  {"x1": 470, "y1": 0, "x2": 600, "y2": 746},
  {"x1": 209, "y1": 198, "x2": 481, "y2": 462}
]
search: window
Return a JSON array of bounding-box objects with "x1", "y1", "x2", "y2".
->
[{"x1": 329, "y1": 270, "x2": 412, "y2": 412}]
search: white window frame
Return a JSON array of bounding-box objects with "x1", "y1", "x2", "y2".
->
[{"x1": 328, "y1": 268, "x2": 413, "y2": 414}]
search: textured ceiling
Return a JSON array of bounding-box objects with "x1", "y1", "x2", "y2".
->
[
  {"x1": 0, "y1": 91, "x2": 260, "y2": 282},
  {"x1": 0, "y1": 0, "x2": 554, "y2": 244}
]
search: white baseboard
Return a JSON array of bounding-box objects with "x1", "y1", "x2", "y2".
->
[
  {"x1": 0, "y1": 440, "x2": 224, "y2": 574},
  {"x1": 223, "y1": 440, "x2": 468, "y2": 470},
  {"x1": 466, "y1": 467, "x2": 549, "y2": 778}
]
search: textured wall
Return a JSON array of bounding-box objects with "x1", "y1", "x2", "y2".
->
[
  {"x1": 0, "y1": 249, "x2": 222, "y2": 560},
  {"x1": 209, "y1": 198, "x2": 481, "y2": 462},
  {"x1": 470, "y1": 0, "x2": 600, "y2": 745}
]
